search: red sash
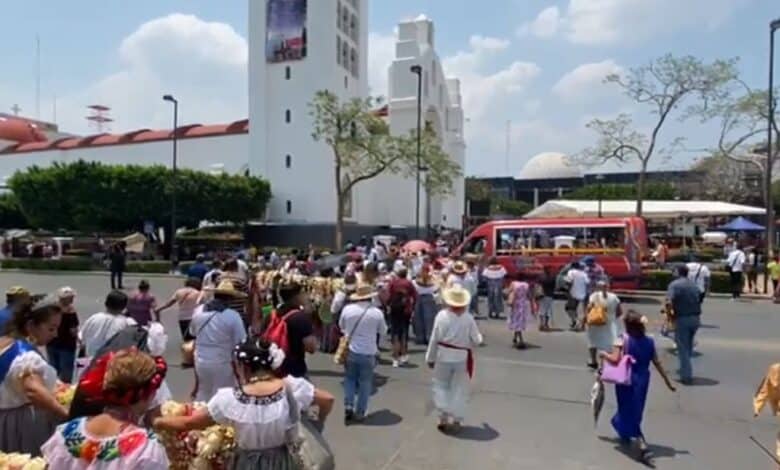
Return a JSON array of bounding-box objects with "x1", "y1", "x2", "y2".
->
[{"x1": 437, "y1": 341, "x2": 474, "y2": 379}]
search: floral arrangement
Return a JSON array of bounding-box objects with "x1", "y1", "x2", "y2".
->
[
  {"x1": 0, "y1": 453, "x2": 46, "y2": 470},
  {"x1": 54, "y1": 382, "x2": 76, "y2": 408},
  {"x1": 158, "y1": 401, "x2": 236, "y2": 470}
]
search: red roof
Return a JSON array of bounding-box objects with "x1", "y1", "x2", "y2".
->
[
  {"x1": 0, "y1": 117, "x2": 48, "y2": 144},
  {"x1": 0, "y1": 119, "x2": 249, "y2": 155}
]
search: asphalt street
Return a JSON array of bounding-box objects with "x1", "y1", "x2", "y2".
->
[{"x1": 2, "y1": 271, "x2": 779, "y2": 469}]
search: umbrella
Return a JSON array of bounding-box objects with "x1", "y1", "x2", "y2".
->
[
  {"x1": 718, "y1": 216, "x2": 765, "y2": 232},
  {"x1": 590, "y1": 378, "x2": 605, "y2": 427},
  {"x1": 403, "y1": 240, "x2": 433, "y2": 254}
]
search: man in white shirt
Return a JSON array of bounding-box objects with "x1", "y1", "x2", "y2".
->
[
  {"x1": 565, "y1": 263, "x2": 590, "y2": 330},
  {"x1": 726, "y1": 245, "x2": 746, "y2": 300},
  {"x1": 339, "y1": 283, "x2": 388, "y2": 424},
  {"x1": 685, "y1": 260, "x2": 711, "y2": 304}
]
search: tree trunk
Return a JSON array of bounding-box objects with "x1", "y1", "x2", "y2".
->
[
  {"x1": 636, "y1": 162, "x2": 648, "y2": 217},
  {"x1": 335, "y1": 194, "x2": 344, "y2": 251}
]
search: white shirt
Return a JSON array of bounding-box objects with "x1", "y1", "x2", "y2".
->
[
  {"x1": 686, "y1": 262, "x2": 711, "y2": 293},
  {"x1": 727, "y1": 249, "x2": 746, "y2": 272},
  {"x1": 189, "y1": 306, "x2": 247, "y2": 365},
  {"x1": 237, "y1": 259, "x2": 250, "y2": 282},
  {"x1": 330, "y1": 290, "x2": 349, "y2": 315},
  {"x1": 0, "y1": 348, "x2": 57, "y2": 409},
  {"x1": 79, "y1": 313, "x2": 137, "y2": 357},
  {"x1": 425, "y1": 309, "x2": 483, "y2": 363},
  {"x1": 566, "y1": 268, "x2": 589, "y2": 300},
  {"x1": 338, "y1": 301, "x2": 387, "y2": 356}
]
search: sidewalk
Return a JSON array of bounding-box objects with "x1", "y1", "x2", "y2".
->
[{"x1": 0, "y1": 268, "x2": 184, "y2": 279}]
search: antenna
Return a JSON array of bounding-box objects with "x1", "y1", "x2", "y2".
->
[
  {"x1": 86, "y1": 105, "x2": 113, "y2": 132},
  {"x1": 35, "y1": 35, "x2": 40, "y2": 119}
]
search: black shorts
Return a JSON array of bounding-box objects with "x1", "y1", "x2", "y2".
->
[{"x1": 390, "y1": 310, "x2": 410, "y2": 342}]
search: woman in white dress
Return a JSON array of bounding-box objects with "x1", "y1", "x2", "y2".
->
[
  {"x1": 0, "y1": 297, "x2": 68, "y2": 455},
  {"x1": 154, "y1": 337, "x2": 335, "y2": 469},
  {"x1": 586, "y1": 280, "x2": 623, "y2": 369}
]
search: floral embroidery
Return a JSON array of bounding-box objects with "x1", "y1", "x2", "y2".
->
[
  {"x1": 61, "y1": 417, "x2": 151, "y2": 462},
  {"x1": 234, "y1": 387, "x2": 284, "y2": 405}
]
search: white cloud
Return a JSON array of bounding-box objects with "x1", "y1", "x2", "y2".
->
[
  {"x1": 516, "y1": 6, "x2": 560, "y2": 39},
  {"x1": 57, "y1": 14, "x2": 247, "y2": 134},
  {"x1": 368, "y1": 32, "x2": 396, "y2": 97},
  {"x1": 522, "y1": 0, "x2": 748, "y2": 45},
  {"x1": 468, "y1": 35, "x2": 511, "y2": 51},
  {"x1": 552, "y1": 59, "x2": 623, "y2": 102}
]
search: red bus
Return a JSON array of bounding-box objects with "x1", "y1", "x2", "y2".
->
[{"x1": 453, "y1": 217, "x2": 648, "y2": 290}]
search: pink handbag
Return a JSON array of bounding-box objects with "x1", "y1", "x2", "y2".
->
[{"x1": 601, "y1": 336, "x2": 635, "y2": 385}]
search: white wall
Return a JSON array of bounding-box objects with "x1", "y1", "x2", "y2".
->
[
  {"x1": 249, "y1": 0, "x2": 369, "y2": 224},
  {"x1": 0, "y1": 134, "x2": 248, "y2": 184}
]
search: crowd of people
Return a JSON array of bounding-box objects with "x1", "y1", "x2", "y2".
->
[{"x1": 0, "y1": 235, "x2": 759, "y2": 468}]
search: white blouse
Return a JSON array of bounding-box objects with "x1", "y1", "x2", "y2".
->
[
  {"x1": 0, "y1": 349, "x2": 58, "y2": 409},
  {"x1": 207, "y1": 376, "x2": 315, "y2": 450}
]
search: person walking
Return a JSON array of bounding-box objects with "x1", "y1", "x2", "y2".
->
[
  {"x1": 219, "y1": 258, "x2": 250, "y2": 328},
  {"x1": 565, "y1": 262, "x2": 589, "y2": 330},
  {"x1": 666, "y1": 265, "x2": 702, "y2": 385},
  {"x1": 506, "y1": 278, "x2": 535, "y2": 349},
  {"x1": 426, "y1": 285, "x2": 483, "y2": 434},
  {"x1": 387, "y1": 268, "x2": 417, "y2": 367},
  {"x1": 190, "y1": 280, "x2": 247, "y2": 401},
  {"x1": 768, "y1": 255, "x2": 780, "y2": 294},
  {"x1": 126, "y1": 280, "x2": 158, "y2": 327},
  {"x1": 685, "y1": 258, "x2": 711, "y2": 305},
  {"x1": 0, "y1": 286, "x2": 31, "y2": 332},
  {"x1": 585, "y1": 280, "x2": 622, "y2": 369},
  {"x1": 339, "y1": 283, "x2": 388, "y2": 424},
  {"x1": 600, "y1": 311, "x2": 676, "y2": 462},
  {"x1": 108, "y1": 243, "x2": 126, "y2": 290},
  {"x1": 155, "y1": 277, "x2": 203, "y2": 341},
  {"x1": 270, "y1": 280, "x2": 318, "y2": 379},
  {"x1": 538, "y1": 267, "x2": 556, "y2": 331},
  {"x1": 47, "y1": 287, "x2": 80, "y2": 383},
  {"x1": 465, "y1": 259, "x2": 481, "y2": 318},
  {"x1": 482, "y1": 258, "x2": 507, "y2": 319},
  {"x1": 413, "y1": 267, "x2": 439, "y2": 344},
  {"x1": 79, "y1": 290, "x2": 132, "y2": 358},
  {"x1": 187, "y1": 254, "x2": 209, "y2": 281},
  {"x1": 726, "y1": 244, "x2": 746, "y2": 300}
]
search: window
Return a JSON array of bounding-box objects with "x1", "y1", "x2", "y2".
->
[
  {"x1": 341, "y1": 41, "x2": 349, "y2": 70},
  {"x1": 336, "y1": 36, "x2": 341, "y2": 65},
  {"x1": 285, "y1": 66, "x2": 291, "y2": 80},
  {"x1": 285, "y1": 109, "x2": 291, "y2": 123},
  {"x1": 342, "y1": 8, "x2": 349, "y2": 34},
  {"x1": 285, "y1": 154, "x2": 292, "y2": 168},
  {"x1": 350, "y1": 48, "x2": 358, "y2": 77},
  {"x1": 286, "y1": 200, "x2": 292, "y2": 214},
  {"x1": 463, "y1": 236, "x2": 486, "y2": 255},
  {"x1": 350, "y1": 14, "x2": 358, "y2": 41},
  {"x1": 344, "y1": 76, "x2": 348, "y2": 89},
  {"x1": 424, "y1": 71, "x2": 429, "y2": 98},
  {"x1": 337, "y1": 2, "x2": 342, "y2": 30}
]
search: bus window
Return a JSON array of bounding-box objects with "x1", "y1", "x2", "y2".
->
[{"x1": 464, "y1": 236, "x2": 486, "y2": 255}]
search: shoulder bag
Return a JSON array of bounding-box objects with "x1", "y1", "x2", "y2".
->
[
  {"x1": 333, "y1": 306, "x2": 370, "y2": 366},
  {"x1": 600, "y1": 335, "x2": 635, "y2": 386},
  {"x1": 586, "y1": 293, "x2": 608, "y2": 326},
  {"x1": 284, "y1": 383, "x2": 335, "y2": 470}
]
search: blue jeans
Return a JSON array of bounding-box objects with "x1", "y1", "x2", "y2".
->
[
  {"x1": 343, "y1": 351, "x2": 376, "y2": 416},
  {"x1": 675, "y1": 315, "x2": 700, "y2": 381},
  {"x1": 47, "y1": 346, "x2": 76, "y2": 383}
]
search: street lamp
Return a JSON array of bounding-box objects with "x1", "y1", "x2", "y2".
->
[
  {"x1": 410, "y1": 65, "x2": 423, "y2": 239},
  {"x1": 596, "y1": 174, "x2": 605, "y2": 218},
  {"x1": 162, "y1": 94, "x2": 178, "y2": 267}
]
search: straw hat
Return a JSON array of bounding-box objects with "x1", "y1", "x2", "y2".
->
[
  {"x1": 349, "y1": 282, "x2": 375, "y2": 301},
  {"x1": 441, "y1": 285, "x2": 471, "y2": 308},
  {"x1": 208, "y1": 279, "x2": 248, "y2": 298},
  {"x1": 451, "y1": 261, "x2": 468, "y2": 275}
]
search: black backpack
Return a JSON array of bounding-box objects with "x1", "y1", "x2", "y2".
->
[{"x1": 68, "y1": 325, "x2": 150, "y2": 419}]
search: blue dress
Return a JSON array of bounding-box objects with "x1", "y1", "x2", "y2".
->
[{"x1": 611, "y1": 334, "x2": 655, "y2": 442}]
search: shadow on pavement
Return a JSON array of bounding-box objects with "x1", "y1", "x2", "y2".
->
[
  {"x1": 680, "y1": 377, "x2": 720, "y2": 387},
  {"x1": 598, "y1": 436, "x2": 690, "y2": 468},
  {"x1": 360, "y1": 409, "x2": 403, "y2": 426},
  {"x1": 308, "y1": 369, "x2": 344, "y2": 379},
  {"x1": 698, "y1": 323, "x2": 720, "y2": 329},
  {"x1": 450, "y1": 422, "x2": 500, "y2": 442}
]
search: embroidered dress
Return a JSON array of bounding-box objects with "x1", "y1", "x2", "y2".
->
[
  {"x1": 42, "y1": 417, "x2": 169, "y2": 469},
  {"x1": 507, "y1": 281, "x2": 531, "y2": 333}
]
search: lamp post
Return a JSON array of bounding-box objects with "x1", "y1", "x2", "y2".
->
[
  {"x1": 410, "y1": 65, "x2": 423, "y2": 239},
  {"x1": 596, "y1": 174, "x2": 605, "y2": 218},
  {"x1": 162, "y1": 94, "x2": 178, "y2": 267}
]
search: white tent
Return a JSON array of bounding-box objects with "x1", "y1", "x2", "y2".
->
[{"x1": 524, "y1": 200, "x2": 765, "y2": 219}]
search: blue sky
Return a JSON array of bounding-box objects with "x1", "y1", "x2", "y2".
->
[{"x1": 1, "y1": 0, "x2": 778, "y2": 176}]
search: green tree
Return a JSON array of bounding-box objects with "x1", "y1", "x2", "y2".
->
[
  {"x1": 310, "y1": 90, "x2": 460, "y2": 248},
  {"x1": 465, "y1": 178, "x2": 491, "y2": 201},
  {"x1": 8, "y1": 161, "x2": 271, "y2": 237},
  {"x1": 579, "y1": 55, "x2": 737, "y2": 216},
  {"x1": 0, "y1": 193, "x2": 28, "y2": 228},
  {"x1": 491, "y1": 198, "x2": 531, "y2": 217},
  {"x1": 565, "y1": 182, "x2": 678, "y2": 200}
]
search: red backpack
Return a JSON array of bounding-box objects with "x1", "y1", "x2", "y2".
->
[{"x1": 262, "y1": 309, "x2": 299, "y2": 354}]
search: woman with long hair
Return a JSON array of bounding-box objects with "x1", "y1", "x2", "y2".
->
[
  {"x1": 154, "y1": 337, "x2": 334, "y2": 469},
  {"x1": 413, "y1": 266, "x2": 439, "y2": 344},
  {"x1": 42, "y1": 348, "x2": 169, "y2": 468},
  {"x1": 0, "y1": 297, "x2": 67, "y2": 454},
  {"x1": 600, "y1": 311, "x2": 676, "y2": 462}
]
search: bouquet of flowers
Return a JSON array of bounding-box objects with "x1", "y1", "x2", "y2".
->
[
  {"x1": 0, "y1": 453, "x2": 47, "y2": 470},
  {"x1": 158, "y1": 401, "x2": 236, "y2": 470},
  {"x1": 54, "y1": 382, "x2": 76, "y2": 408}
]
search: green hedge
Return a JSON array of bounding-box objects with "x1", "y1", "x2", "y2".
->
[
  {"x1": 125, "y1": 261, "x2": 193, "y2": 274},
  {"x1": 640, "y1": 269, "x2": 731, "y2": 293},
  {"x1": 0, "y1": 257, "x2": 93, "y2": 271}
]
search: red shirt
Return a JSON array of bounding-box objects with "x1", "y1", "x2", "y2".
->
[{"x1": 387, "y1": 277, "x2": 418, "y2": 316}]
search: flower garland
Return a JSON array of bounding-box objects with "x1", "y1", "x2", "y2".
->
[
  {"x1": 0, "y1": 453, "x2": 46, "y2": 470},
  {"x1": 157, "y1": 401, "x2": 236, "y2": 470}
]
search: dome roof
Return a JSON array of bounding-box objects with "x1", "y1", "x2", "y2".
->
[
  {"x1": 0, "y1": 117, "x2": 47, "y2": 144},
  {"x1": 518, "y1": 152, "x2": 581, "y2": 180}
]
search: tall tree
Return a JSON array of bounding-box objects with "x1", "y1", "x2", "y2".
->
[
  {"x1": 579, "y1": 54, "x2": 737, "y2": 216},
  {"x1": 310, "y1": 90, "x2": 460, "y2": 249},
  {"x1": 687, "y1": 154, "x2": 762, "y2": 204}
]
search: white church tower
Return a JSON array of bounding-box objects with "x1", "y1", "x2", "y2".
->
[{"x1": 248, "y1": 0, "x2": 368, "y2": 223}]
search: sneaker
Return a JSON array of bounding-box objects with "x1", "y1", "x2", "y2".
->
[
  {"x1": 400, "y1": 355, "x2": 409, "y2": 364},
  {"x1": 392, "y1": 360, "x2": 400, "y2": 368},
  {"x1": 345, "y1": 409, "x2": 354, "y2": 425}
]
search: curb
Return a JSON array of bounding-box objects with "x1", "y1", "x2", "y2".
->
[
  {"x1": 615, "y1": 289, "x2": 771, "y2": 301},
  {"x1": 0, "y1": 269, "x2": 185, "y2": 279}
]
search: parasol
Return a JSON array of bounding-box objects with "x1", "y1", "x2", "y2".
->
[
  {"x1": 403, "y1": 240, "x2": 433, "y2": 254},
  {"x1": 590, "y1": 378, "x2": 605, "y2": 427}
]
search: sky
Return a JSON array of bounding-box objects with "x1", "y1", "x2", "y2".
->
[{"x1": 1, "y1": 0, "x2": 778, "y2": 177}]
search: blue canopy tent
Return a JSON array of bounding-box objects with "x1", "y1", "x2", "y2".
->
[{"x1": 718, "y1": 216, "x2": 765, "y2": 231}]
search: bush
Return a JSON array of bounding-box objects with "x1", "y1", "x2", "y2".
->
[
  {"x1": 640, "y1": 269, "x2": 731, "y2": 294},
  {"x1": 0, "y1": 257, "x2": 93, "y2": 271},
  {"x1": 124, "y1": 261, "x2": 193, "y2": 274}
]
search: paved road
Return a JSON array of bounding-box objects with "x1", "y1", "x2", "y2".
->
[{"x1": 2, "y1": 271, "x2": 779, "y2": 469}]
